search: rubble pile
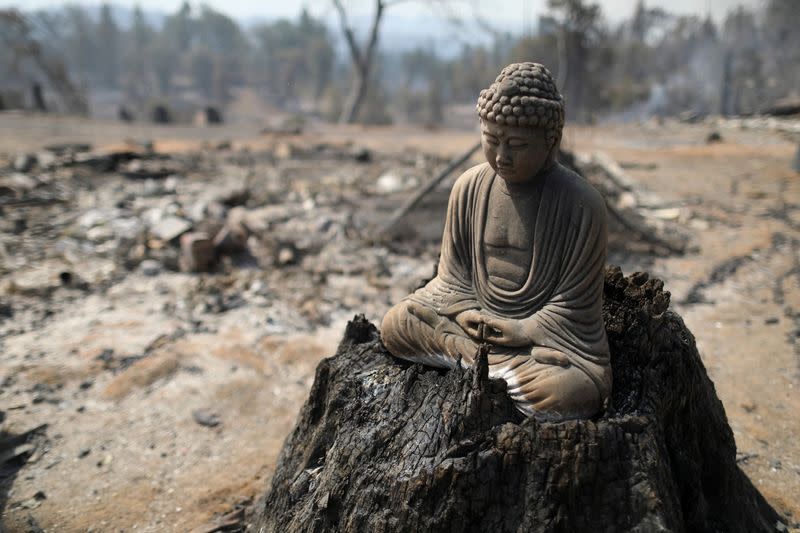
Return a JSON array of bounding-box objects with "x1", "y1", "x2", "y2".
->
[{"x1": 0, "y1": 141, "x2": 452, "y2": 338}]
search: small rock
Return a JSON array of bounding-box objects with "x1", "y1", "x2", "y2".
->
[
  {"x1": 78, "y1": 209, "x2": 112, "y2": 229},
  {"x1": 95, "y1": 348, "x2": 115, "y2": 366},
  {"x1": 376, "y1": 173, "x2": 404, "y2": 194},
  {"x1": 650, "y1": 207, "x2": 682, "y2": 221},
  {"x1": 277, "y1": 246, "x2": 297, "y2": 266},
  {"x1": 678, "y1": 110, "x2": 705, "y2": 123},
  {"x1": 58, "y1": 271, "x2": 73, "y2": 286},
  {"x1": 43, "y1": 143, "x2": 91, "y2": 155},
  {"x1": 13, "y1": 153, "x2": 36, "y2": 172},
  {"x1": 706, "y1": 131, "x2": 722, "y2": 144},
  {"x1": 179, "y1": 232, "x2": 215, "y2": 272},
  {"x1": 353, "y1": 147, "x2": 372, "y2": 163},
  {"x1": 688, "y1": 218, "x2": 711, "y2": 231},
  {"x1": 140, "y1": 260, "x2": 162, "y2": 277},
  {"x1": 616, "y1": 192, "x2": 637, "y2": 210},
  {"x1": 765, "y1": 317, "x2": 779, "y2": 325},
  {"x1": 150, "y1": 216, "x2": 192, "y2": 243},
  {"x1": 78, "y1": 448, "x2": 91, "y2": 458},
  {"x1": 86, "y1": 225, "x2": 114, "y2": 243},
  {"x1": 213, "y1": 209, "x2": 250, "y2": 255},
  {"x1": 151, "y1": 104, "x2": 172, "y2": 124},
  {"x1": 13, "y1": 218, "x2": 26, "y2": 234},
  {"x1": 142, "y1": 179, "x2": 163, "y2": 197},
  {"x1": 73, "y1": 152, "x2": 116, "y2": 172},
  {"x1": 1, "y1": 443, "x2": 34, "y2": 464},
  {"x1": 16, "y1": 490, "x2": 46, "y2": 510},
  {"x1": 9, "y1": 172, "x2": 38, "y2": 192},
  {"x1": 192, "y1": 409, "x2": 220, "y2": 428},
  {"x1": 274, "y1": 142, "x2": 295, "y2": 160},
  {"x1": 213, "y1": 226, "x2": 248, "y2": 255},
  {"x1": 119, "y1": 106, "x2": 134, "y2": 122},
  {"x1": 35, "y1": 150, "x2": 57, "y2": 168},
  {"x1": 163, "y1": 175, "x2": 180, "y2": 192},
  {"x1": 194, "y1": 106, "x2": 224, "y2": 126}
]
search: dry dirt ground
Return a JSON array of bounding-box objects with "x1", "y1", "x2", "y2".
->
[{"x1": 0, "y1": 113, "x2": 798, "y2": 532}]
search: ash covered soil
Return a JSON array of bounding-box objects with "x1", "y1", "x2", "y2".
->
[{"x1": 0, "y1": 115, "x2": 798, "y2": 532}]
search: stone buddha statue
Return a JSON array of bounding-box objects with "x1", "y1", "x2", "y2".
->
[{"x1": 381, "y1": 63, "x2": 611, "y2": 421}]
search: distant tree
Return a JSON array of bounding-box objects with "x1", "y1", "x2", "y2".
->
[
  {"x1": 721, "y1": 7, "x2": 762, "y2": 115},
  {"x1": 250, "y1": 11, "x2": 335, "y2": 109},
  {"x1": 0, "y1": 8, "x2": 87, "y2": 114},
  {"x1": 307, "y1": 36, "x2": 335, "y2": 100},
  {"x1": 510, "y1": 22, "x2": 559, "y2": 75},
  {"x1": 123, "y1": 5, "x2": 154, "y2": 103},
  {"x1": 151, "y1": 39, "x2": 176, "y2": 95},
  {"x1": 212, "y1": 56, "x2": 235, "y2": 103},
  {"x1": 764, "y1": 0, "x2": 800, "y2": 101},
  {"x1": 129, "y1": 6, "x2": 151, "y2": 60},
  {"x1": 332, "y1": 0, "x2": 403, "y2": 124},
  {"x1": 401, "y1": 48, "x2": 439, "y2": 88},
  {"x1": 330, "y1": 0, "x2": 463, "y2": 124},
  {"x1": 196, "y1": 5, "x2": 247, "y2": 58},
  {"x1": 395, "y1": 47, "x2": 444, "y2": 124},
  {"x1": 163, "y1": 1, "x2": 193, "y2": 54},
  {"x1": 645, "y1": 15, "x2": 721, "y2": 115},
  {"x1": 425, "y1": 71, "x2": 444, "y2": 127},
  {"x1": 624, "y1": 1, "x2": 667, "y2": 83},
  {"x1": 449, "y1": 44, "x2": 495, "y2": 102},
  {"x1": 96, "y1": 3, "x2": 120, "y2": 88},
  {"x1": 299, "y1": 9, "x2": 335, "y2": 101},
  {"x1": 190, "y1": 47, "x2": 215, "y2": 99},
  {"x1": 547, "y1": 0, "x2": 612, "y2": 120},
  {"x1": 63, "y1": 6, "x2": 95, "y2": 83}
]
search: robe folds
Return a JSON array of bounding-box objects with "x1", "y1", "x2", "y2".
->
[{"x1": 381, "y1": 161, "x2": 611, "y2": 418}]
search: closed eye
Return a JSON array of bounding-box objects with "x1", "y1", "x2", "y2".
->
[
  {"x1": 483, "y1": 133, "x2": 499, "y2": 145},
  {"x1": 509, "y1": 138, "x2": 528, "y2": 148}
]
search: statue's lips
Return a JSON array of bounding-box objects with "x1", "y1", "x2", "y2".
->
[{"x1": 496, "y1": 165, "x2": 515, "y2": 178}]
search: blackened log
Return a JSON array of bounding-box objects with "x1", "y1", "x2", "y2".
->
[{"x1": 252, "y1": 267, "x2": 783, "y2": 533}]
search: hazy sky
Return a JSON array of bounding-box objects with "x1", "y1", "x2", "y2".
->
[{"x1": 1, "y1": 0, "x2": 767, "y2": 28}]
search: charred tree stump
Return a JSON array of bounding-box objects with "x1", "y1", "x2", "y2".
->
[{"x1": 252, "y1": 267, "x2": 783, "y2": 532}]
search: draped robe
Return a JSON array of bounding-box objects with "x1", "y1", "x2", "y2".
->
[{"x1": 381, "y1": 162, "x2": 611, "y2": 419}]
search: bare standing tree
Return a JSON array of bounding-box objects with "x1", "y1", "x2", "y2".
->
[
  {"x1": 332, "y1": 0, "x2": 459, "y2": 124},
  {"x1": 331, "y1": 0, "x2": 391, "y2": 124},
  {"x1": 548, "y1": 0, "x2": 605, "y2": 121},
  {"x1": 0, "y1": 9, "x2": 87, "y2": 114}
]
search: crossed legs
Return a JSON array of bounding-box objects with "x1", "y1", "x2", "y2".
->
[{"x1": 380, "y1": 300, "x2": 603, "y2": 421}]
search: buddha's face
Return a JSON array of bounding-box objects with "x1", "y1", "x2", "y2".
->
[{"x1": 480, "y1": 119, "x2": 551, "y2": 185}]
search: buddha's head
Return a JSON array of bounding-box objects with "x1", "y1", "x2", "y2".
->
[{"x1": 476, "y1": 63, "x2": 564, "y2": 185}]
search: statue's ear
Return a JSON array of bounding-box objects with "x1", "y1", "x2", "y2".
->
[{"x1": 547, "y1": 132, "x2": 561, "y2": 162}]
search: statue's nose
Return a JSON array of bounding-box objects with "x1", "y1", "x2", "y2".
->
[{"x1": 496, "y1": 148, "x2": 512, "y2": 167}]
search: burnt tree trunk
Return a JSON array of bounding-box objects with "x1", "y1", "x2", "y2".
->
[{"x1": 252, "y1": 267, "x2": 783, "y2": 532}]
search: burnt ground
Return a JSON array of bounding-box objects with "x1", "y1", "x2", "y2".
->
[{"x1": 0, "y1": 113, "x2": 798, "y2": 532}]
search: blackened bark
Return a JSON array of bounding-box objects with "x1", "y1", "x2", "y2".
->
[{"x1": 252, "y1": 267, "x2": 783, "y2": 533}]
